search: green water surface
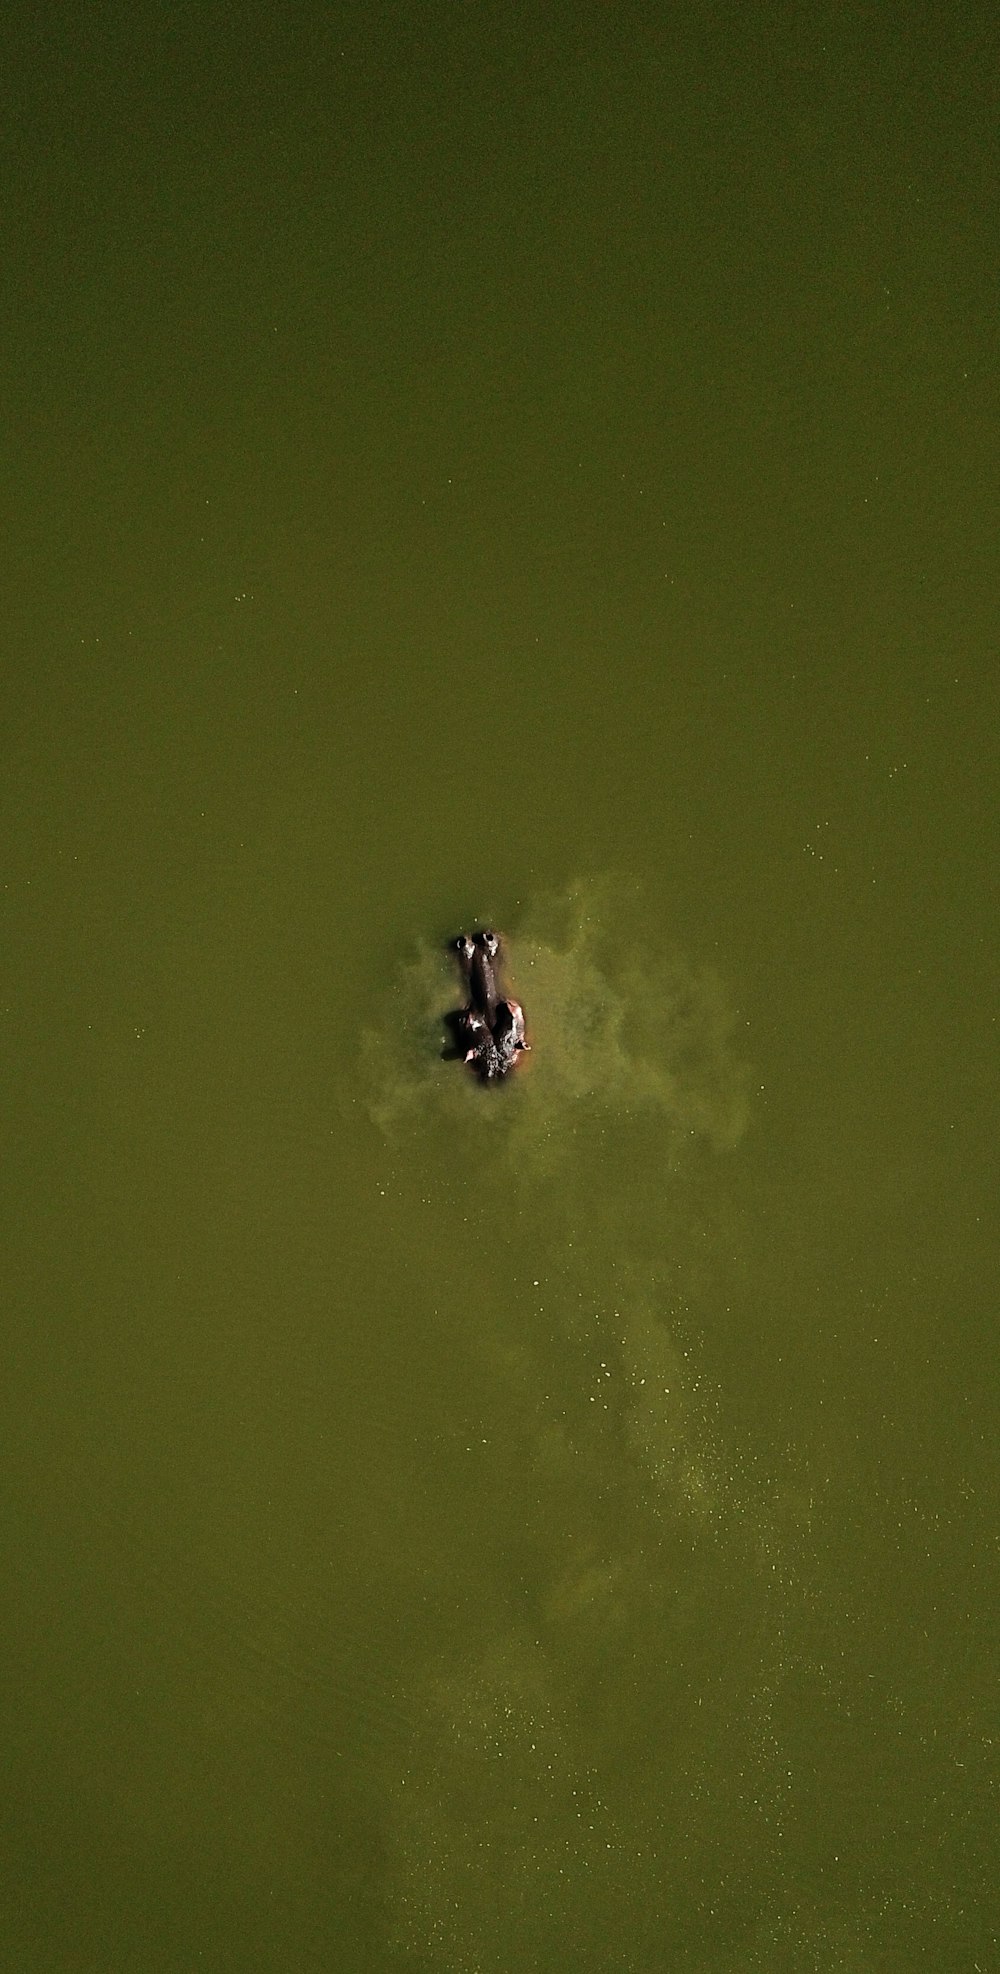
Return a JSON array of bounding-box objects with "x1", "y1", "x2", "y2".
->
[{"x1": 2, "y1": 4, "x2": 996, "y2": 1968}]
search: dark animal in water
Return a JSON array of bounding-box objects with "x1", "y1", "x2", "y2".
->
[
  {"x1": 470, "y1": 928, "x2": 500, "y2": 1025},
  {"x1": 447, "y1": 930, "x2": 529, "y2": 1083},
  {"x1": 478, "y1": 996, "x2": 528, "y2": 1079},
  {"x1": 453, "y1": 929, "x2": 500, "y2": 1025}
]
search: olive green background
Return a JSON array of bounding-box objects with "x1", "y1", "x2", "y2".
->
[{"x1": 2, "y1": 4, "x2": 996, "y2": 1968}]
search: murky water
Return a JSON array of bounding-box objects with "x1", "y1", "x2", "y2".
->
[
  {"x1": 2, "y1": 6, "x2": 996, "y2": 1970},
  {"x1": 364, "y1": 889, "x2": 771, "y2": 1962}
]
